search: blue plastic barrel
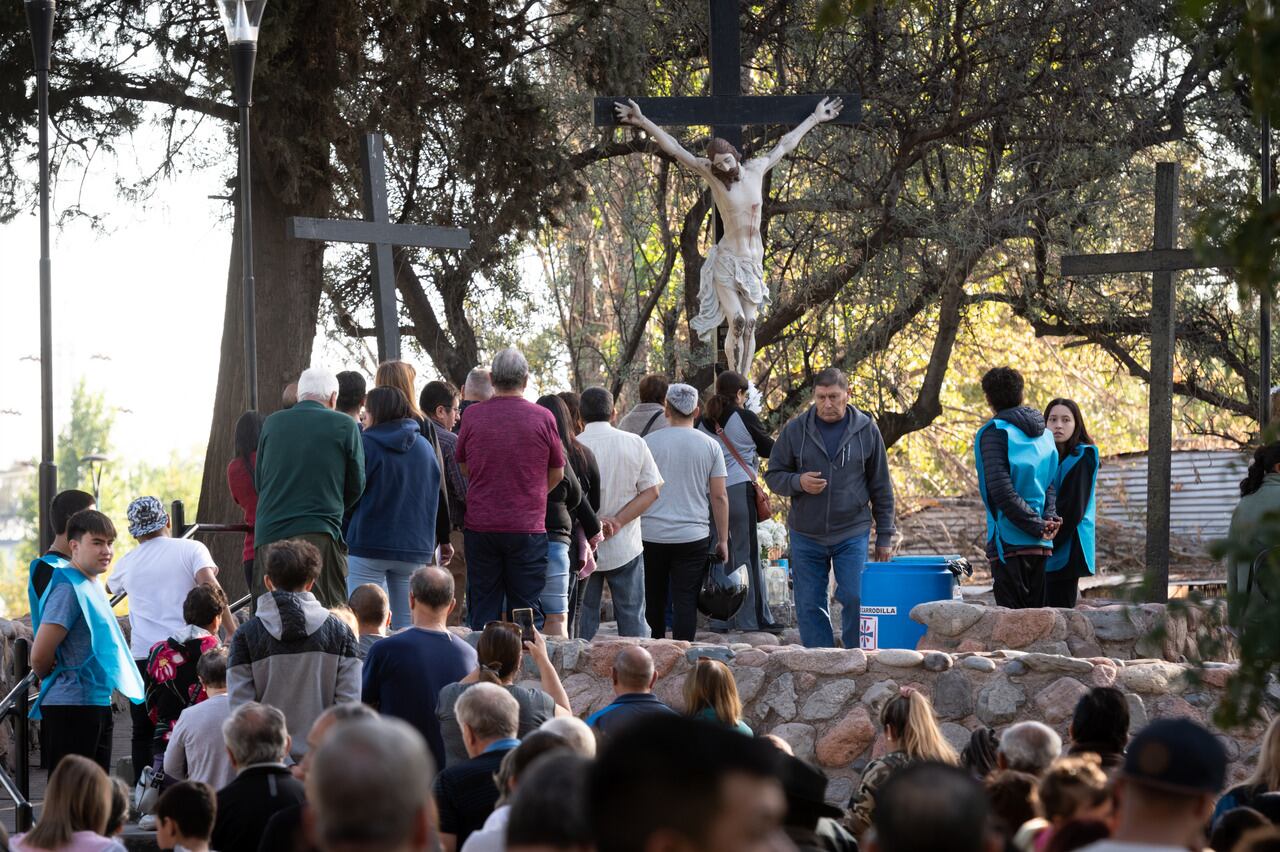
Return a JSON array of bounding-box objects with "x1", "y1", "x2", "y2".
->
[{"x1": 857, "y1": 556, "x2": 963, "y2": 650}]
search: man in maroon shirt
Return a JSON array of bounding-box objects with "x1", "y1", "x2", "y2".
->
[{"x1": 455, "y1": 348, "x2": 565, "y2": 628}]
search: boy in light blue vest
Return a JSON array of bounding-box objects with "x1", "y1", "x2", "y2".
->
[
  {"x1": 974, "y1": 368, "x2": 1061, "y2": 609},
  {"x1": 30, "y1": 509, "x2": 144, "y2": 776}
]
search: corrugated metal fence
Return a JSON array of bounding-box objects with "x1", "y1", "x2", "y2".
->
[{"x1": 1097, "y1": 449, "x2": 1247, "y2": 542}]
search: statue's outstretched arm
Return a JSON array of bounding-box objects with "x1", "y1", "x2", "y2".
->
[
  {"x1": 615, "y1": 99, "x2": 712, "y2": 179},
  {"x1": 760, "y1": 96, "x2": 843, "y2": 171}
]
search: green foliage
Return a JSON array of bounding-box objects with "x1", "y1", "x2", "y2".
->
[{"x1": 6, "y1": 380, "x2": 203, "y2": 618}]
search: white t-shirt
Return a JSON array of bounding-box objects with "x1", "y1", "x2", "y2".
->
[
  {"x1": 107, "y1": 536, "x2": 216, "y2": 658},
  {"x1": 579, "y1": 422, "x2": 663, "y2": 571},
  {"x1": 641, "y1": 426, "x2": 727, "y2": 544}
]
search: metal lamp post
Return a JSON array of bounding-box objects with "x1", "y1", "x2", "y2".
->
[
  {"x1": 213, "y1": 0, "x2": 267, "y2": 409},
  {"x1": 25, "y1": 0, "x2": 56, "y2": 554},
  {"x1": 79, "y1": 454, "x2": 108, "y2": 504}
]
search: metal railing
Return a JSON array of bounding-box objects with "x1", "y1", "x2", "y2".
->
[{"x1": 0, "y1": 639, "x2": 36, "y2": 831}]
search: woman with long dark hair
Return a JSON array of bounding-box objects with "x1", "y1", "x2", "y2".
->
[
  {"x1": 345, "y1": 387, "x2": 441, "y2": 629},
  {"x1": 1042, "y1": 398, "x2": 1099, "y2": 608},
  {"x1": 227, "y1": 410, "x2": 265, "y2": 593},
  {"x1": 697, "y1": 370, "x2": 779, "y2": 632},
  {"x1": 535, "y1": 395, "x2": 602, "y2": 637},
  {"x1": 1226, "y1": 441, "x2": 1280, "y2": 616}
]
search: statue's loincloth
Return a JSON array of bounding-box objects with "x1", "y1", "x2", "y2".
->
[{"x1": 690, "y1": 244, "x2": 769, "y2": 340}]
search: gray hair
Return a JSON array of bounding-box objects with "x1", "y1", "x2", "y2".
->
[
  {"x1": 814, "y1": 367, "x2": 849, "y2": 390},
  {"x1": 222, "y1": 702, "x2": 289, "y2": 766},
  {"x1": 456, "y1": 682, "x2": 520, "y2": 741},
  {"x1": 464, "y1": 367, "x2": 494, "y2": 401},
  {"x1": 410, "y1": 565, "x2": 454, "y2": 609},
  {"x1": 490, "y1": 348, "x2": 530, "y2": 391},
  {"x1": 999, "y1": 721, "x2": 1063, "y2": 775},
  {"x1": 297, "y1": 367, "x2": 339, "y2": 401},
  {"x1": 307, "y1": 717, "x2": 435, "y2": 849},
  {"x1": 539, "y1": 716, "x2": 597, "y2": 758}
]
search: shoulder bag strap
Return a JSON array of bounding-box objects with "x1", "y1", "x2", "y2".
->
[
  {"x1": 640, "y1": 410, "x2": 663, "y2": 437},
  {"x1": 715, "y1": 422, "x2": 759, "y2": 484}
]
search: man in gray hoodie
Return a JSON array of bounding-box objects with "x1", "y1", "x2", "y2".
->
[
  {"x1": 228, "y1": 539, "x2": 362, "y2": 762},
  {"x1": 765, "y1": 368, "x2": 896, "y2": 648}
]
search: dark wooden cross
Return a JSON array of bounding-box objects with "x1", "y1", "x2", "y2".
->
[
  {"x1": 287, "y1": 133, "x2": 471, "y2": 362},
  {"x1": 1061, "y1": 162, "x2": 1233, "y2": 602},
  {"x1": 593, "y1": 0, "x2": 861, "y2": 222}
]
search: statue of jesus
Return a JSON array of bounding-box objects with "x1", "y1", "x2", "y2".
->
[{"x1": 615, "y1": 96, "x2": 844, "y2": 375}]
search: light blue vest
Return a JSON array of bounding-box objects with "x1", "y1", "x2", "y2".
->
[
  {"x1": 1046, "y1": 444, "x2": 1098, "y2": 575},
  {"x1": 29, "y1": 557, "x2": 145, "y2": 718},
  {"x1": 974, "y1": 419, "x2": 1059, "y2": 560}
]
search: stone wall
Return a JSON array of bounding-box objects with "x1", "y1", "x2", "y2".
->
[
  {"x1": 0, "y1": 618, "x2": 33, "y2": 775},
  {"x1": 523, "y1": 637, "x2": 1274, "y2": 805},
  {"x1": 911, "y1": 601, "x2": 1236, "y2": 663}
]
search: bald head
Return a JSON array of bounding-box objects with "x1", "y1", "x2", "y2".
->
[{"x1": 612, "y1": 645, "x2": 656, "y2": 694}]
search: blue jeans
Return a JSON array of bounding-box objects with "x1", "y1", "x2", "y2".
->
[
  {"x1": 347, "y1": 555, "x2": 426, "y2": 631},
  {"x1": 464, "y1": 530, "x2": 549, "y2": 629},
  {"x1": 578, "y1": 553, "x2": 648, "y2": 640},
  {"x1": 789, "y1": 530, "x2": 868, "y2": 648},
  {"x1": 541, "y1": 541, "x2": 571, "y2": 616}
]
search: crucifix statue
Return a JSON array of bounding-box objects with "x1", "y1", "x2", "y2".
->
[
  {"x1": 595, "y1": 0, "x2": 859, "y2": 375},
  {"x1": 287, "y1": 132, "x2": 471, "y2": 362},
  {"x1": 615, "y1": 96, "x2": 844, "y2": 374}
]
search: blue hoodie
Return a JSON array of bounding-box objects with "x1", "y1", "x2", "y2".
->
[{"x1": 347, "y1": 418, "x2": 441, "y2": 562}]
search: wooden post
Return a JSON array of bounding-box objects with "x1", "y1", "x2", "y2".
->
[
  {"x1": 1146, "y1": 162, "x2": 1179, "y2": 602},
  {"x1": 360, "y1": 134, "x2": 401, "y2": 364}
]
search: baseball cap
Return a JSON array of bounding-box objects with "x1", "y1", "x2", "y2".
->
[
  {"x1": 665, "y1": 383, "x2": 699, "y2": 416},
  {"x1": 1122, "y1": 718, "x2": 1226, "y2": 795},
  {"x1": 127, "y1": 496, "x2": 169, "y2": 539},
  {"x1": 776, "y1": 753, "x2": 843, "y2": 821}
]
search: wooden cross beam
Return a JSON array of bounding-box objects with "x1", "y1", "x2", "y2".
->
[
  {"x1": 287, "y1": 133, "x2": 471, "y2": 363},
  {"x1": 594, "y1": 0, "x2": 859, "y2": 366},
  {"x1": 1060, "y1": 162, "x2": 1234, "y2": 603},
  {"x1": 594, "y1": 0, "x2": 861, "y2": 217}
]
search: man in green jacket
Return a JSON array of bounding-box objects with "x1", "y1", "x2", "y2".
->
[{"x1": 254, "y1": 367, "x2": 366, "y2": 607}]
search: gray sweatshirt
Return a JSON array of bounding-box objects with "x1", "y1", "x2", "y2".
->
[
  {"x1": 763, "y1": 405, "x2": 896, "y2": 547},
  {"x1": 227, "y1": 590, "x2": 362, "y2": 762}
]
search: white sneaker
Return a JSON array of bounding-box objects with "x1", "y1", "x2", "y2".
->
[{"x1": 138, "y1": 814, "x2": 157, "y2": 831}]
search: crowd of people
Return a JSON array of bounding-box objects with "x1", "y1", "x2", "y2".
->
[{"x1": 19, "y1": 347, "x2": 1276, "y2": 852}]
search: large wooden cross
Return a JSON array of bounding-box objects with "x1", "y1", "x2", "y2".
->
[
  {"x1": 287, "y1": 133, "x2": 471, "y2": 362},
  {"x1": 593, "y1": 0, "x2": 861, "y2": 229},
  {"x1": 1061, "y1": 162, "x2": 1232, "y2": 602}
]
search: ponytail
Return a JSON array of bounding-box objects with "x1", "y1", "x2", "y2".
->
[
  {"x1": 1242, "y1": 442, "x2": 1280, "y2": 497},
  {"x1": 881, "y1": 688, "x2": 960, "y2": 766},
  {"x1": 476, "y1": 661, "x2": 505, "y2": 686},
  {"x1": 704, "y1": 370, "x2": 749, "y2": 426}
]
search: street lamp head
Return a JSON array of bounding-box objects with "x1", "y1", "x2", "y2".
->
[
  {"x1": 24, "y1": 0, "x2": 56, "y2": 74},
  {"x1": 214, "y1": 0, "x2": 267, "y2": 45}
]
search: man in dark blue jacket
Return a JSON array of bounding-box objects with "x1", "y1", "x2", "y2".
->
[
  {"x1": 974, "y1": 367, "x2": 1061, "y2": 609},
  {"x1": 585, "y1": 646, "x2": 676, "y2": 739},
  {"x1": 764, "y1": 368, "x2": 896, "y2": 649}
]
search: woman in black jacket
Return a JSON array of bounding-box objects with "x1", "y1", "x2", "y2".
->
[
  {"x1": 698, "y1": 370, "x2": 780, "y2": 633},
  {"x1": 1043, "y1": 397, "x2": 1099, "y2": 608},
  {"x1": 536, "y1": 395, "x2": 602, "y2": 637}
]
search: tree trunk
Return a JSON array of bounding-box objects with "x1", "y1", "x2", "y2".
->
[{"x1": 195, "y1": 145, "x2": 327, "y2": 601}]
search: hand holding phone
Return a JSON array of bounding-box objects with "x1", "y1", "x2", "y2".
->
[{"x1": 512, "y1": 607, "x2": 535, "y2": 643}]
